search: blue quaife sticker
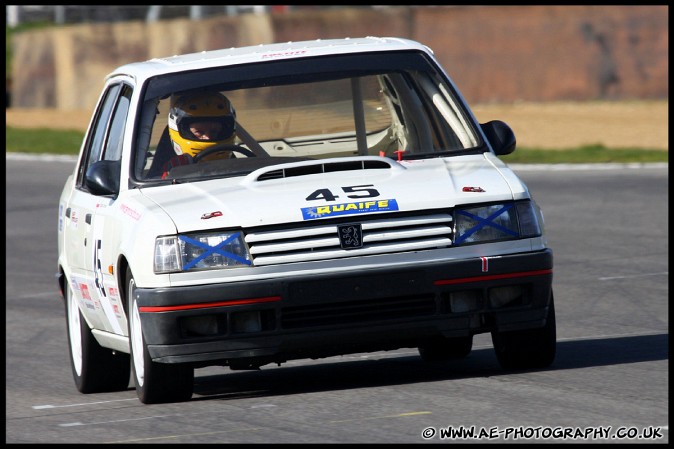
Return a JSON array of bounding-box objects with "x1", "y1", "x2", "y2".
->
[{"x1": 302, "y1": 199, "x2": 399, "y2": 220}]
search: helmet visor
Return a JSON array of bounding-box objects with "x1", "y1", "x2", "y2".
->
[{"x1": 178, "y1": 116, "x2": 235, "y2": 142}]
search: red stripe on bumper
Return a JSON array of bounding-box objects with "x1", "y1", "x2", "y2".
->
[
  {"x1": 139, "y1": 295, "x2": 281, "y2": 313},
  {"x1": 433, "y1": 269, "x2": 552, "y2": 286}
]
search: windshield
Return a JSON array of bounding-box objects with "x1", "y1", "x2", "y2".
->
[{"x1": 133, "y1": 51, "x2": 481, "y2": 182}]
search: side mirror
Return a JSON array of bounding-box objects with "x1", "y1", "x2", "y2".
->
[
  {"x1": 480, "y1": 120, "x2": 516, "y2": 156},
  {"x1": 85, "y1": 160, "x2": 120, "y2": 196}
]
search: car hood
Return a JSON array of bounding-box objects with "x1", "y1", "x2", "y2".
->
[{"x1": 139, "y1": 154, "x2": 527, "y2": 233}]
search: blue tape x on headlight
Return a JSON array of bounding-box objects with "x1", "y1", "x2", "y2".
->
[
  {"x1": 179, "y1": 233, "x2": 252, "y2": 270},
  {"x1": 454, "y1": 204, "x2": 519, "y2": 245}
]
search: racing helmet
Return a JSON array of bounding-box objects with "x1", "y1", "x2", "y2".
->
[{"x1": 167, "y1": 91, "x2": 237, "y2": 157}]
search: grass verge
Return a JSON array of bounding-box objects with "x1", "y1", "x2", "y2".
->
[
  {"x1": 5, "y1": 126, "x2": 669, "y2": 164},
  {"x1": 500, "y1": 145, "x2": 668, "y2": 164},
  {"x1": 6, "y1": 126, "x2": 85, "y2": 154}
]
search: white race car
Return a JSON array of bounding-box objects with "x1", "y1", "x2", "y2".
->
[{"x1": 57, "y1": 36, "x2": 555, "y2": 404}]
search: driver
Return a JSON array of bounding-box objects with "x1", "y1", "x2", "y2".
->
[{"x1": 162, "y1": 90, "x2": 237, "y2": 178}]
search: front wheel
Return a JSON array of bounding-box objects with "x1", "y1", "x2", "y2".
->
[
  {"x1": 126, "y1": 267, "x2": 193, "y2": 404},
  {"x1": 65, "y1": 275, "x2": 130, "y2": 393},
  {"x1": 491, "y1": 291, "x2": 557, "y2": 370}
]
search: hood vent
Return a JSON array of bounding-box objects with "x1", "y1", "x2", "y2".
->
[{"x1": 255, "y1": 159, "x2": 392, "y2": 182}]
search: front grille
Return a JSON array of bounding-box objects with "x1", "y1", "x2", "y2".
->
[
  {"x1": 245, "y1": 212, "x2": 453, "y2": 266},
  {"x1": 281, "y1": 294, "x2": 437, "y2": 329}
]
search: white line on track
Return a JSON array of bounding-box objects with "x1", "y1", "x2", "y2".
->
[
  {"x1": 33, "y1": 398, "x2": 137, "y2": 410},
  {"x1": 13, "y1": 291, "x2": 61, "y2": 299},
  {"x1": 59, "y1": 414, "x2": 174, "y2": 427},
  {"x1": 598, "y1": 271, "x2": 668, "y2": 281},
  {"x1": 6, "y1": 153, "x2": 78, "y2": 162}
]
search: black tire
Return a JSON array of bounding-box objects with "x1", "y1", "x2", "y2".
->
[
  {"x1": 418, "y1": 335, "x2": 473, "y2": 362},
  {"x1": 65, "y1": 276, "x2": 130, "y2": 393},
  {"x1": 126, "y1": 268, "x2": 193, "y2": 404},
  {"x1": 491, "y1": 291, "x2": 557, "y2": 370}
]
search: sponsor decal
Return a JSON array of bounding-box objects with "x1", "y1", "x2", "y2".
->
[
  {"x1": 70, "y1": 209, "x2": 79, "y2": 229},
  {"x1": 120, "y1": 204, "x2": 141, "y2": 220},
  {"x1": 108, "y1": 288, "x2": 123, "y2": 319},
  {"x1": 201, "y1": 211, "x2": 223, "y2": 220},
  {"x1": 302, "y1": 199, "x2": 399, "y2": 220},
  {"x1": 80, "y1": 283, "x2": 91, "y2": 300},
  {"x1": 79, "y1": 282, "x2": 96, "y2": 310}
]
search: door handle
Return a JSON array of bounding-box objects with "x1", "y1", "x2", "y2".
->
[{"x1": 85, "y1": 213, "x2": 92, "y2": 224}]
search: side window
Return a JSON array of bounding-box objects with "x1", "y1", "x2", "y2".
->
[
  {"x1": 103, "y1": 85, "x2": 133, "y2": 162},
  {"x1": 76, "y1": 84, "x2": 121, "y2": 187}
]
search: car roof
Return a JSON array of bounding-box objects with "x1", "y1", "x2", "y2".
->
[{"x1": 106, "y1": 36, "x2": 432, "y2": 83}]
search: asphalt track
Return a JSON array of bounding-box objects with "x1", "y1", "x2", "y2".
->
[{"x1": 5, "y1": 155, "x2": 668, "y2": 444}]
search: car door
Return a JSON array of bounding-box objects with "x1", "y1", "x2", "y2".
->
[{"x1": 63, "y1": 82, "x2": 132, "y2": 334}]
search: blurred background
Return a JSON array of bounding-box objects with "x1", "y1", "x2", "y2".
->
[{"x1": 5, "y1": 5, "x2": 668, "y2": 151}]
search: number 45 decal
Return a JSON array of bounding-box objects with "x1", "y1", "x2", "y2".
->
[{"x1": 306, "y1": 185, "x2": 380, "y2": 202}]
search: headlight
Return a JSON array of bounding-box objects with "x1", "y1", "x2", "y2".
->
[
  {"x1": 516, "y1": 200, "x2": 542, "y2": 237},
  {"x1": 454, "y1": 200, "x2": 541, "y2": 245},
  {"x1": 154, "y1": 231, "x2": 252, "y2": 273}
]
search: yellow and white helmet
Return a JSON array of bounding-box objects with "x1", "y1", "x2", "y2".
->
[{"x1": 167, "y1": 91, "x2": 236, "y2": 157}]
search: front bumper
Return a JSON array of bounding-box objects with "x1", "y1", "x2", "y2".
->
[{"x1": 136, "y1": 249, "x2": 553, "y2": 365}]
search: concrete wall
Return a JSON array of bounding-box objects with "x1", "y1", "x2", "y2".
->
[{"x1": 10, "y1": 5, "x2": 668, "y2": 110}]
